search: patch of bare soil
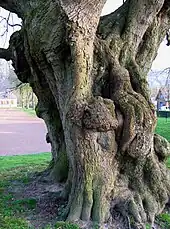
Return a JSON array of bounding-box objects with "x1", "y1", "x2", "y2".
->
[{"x1": 7, "y1": 173, "x2": 67, "y2": 228}]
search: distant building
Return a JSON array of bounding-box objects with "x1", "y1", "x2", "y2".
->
[
  {"x1": 0, "y1": 90, "x2": 17, "y2": 108},
  {"x1": 155, "y1": 88, "x2": 170, "y2": 111}
]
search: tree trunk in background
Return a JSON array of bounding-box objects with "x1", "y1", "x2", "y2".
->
[
  {"x1": 33, "y1": 81, "x2": 68, "y2": 183},
  {"x1": 1, "y1": 0, "x2": 170, "y2": 228}
]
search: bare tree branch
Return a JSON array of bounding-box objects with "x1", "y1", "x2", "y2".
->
[
  {"x1": 0, "y1": 15, "x2": 21, "y2": 27},
  {"x1": 7, "y1": 81, "x2": 24, "y2": 92},
  {"x1": 0, "y1": 13, "x2": 21, "y2": 37},
  {"x1": 121, "y1": 0, "x2": 165, "y2": 51}
]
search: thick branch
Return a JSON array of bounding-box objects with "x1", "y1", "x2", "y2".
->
[
  {"x1": 98, "y1": 0, "x2": 170, "y2": 75},
  {"x1": 98, "y1": 1, "x2": 128, "y2": 39},
  {"x1": 136, "y1": 13, "x2": 170, "y2": 74},
  {"x1": 0, "y1": 48, "x2": 11, "y2": 61},
  {"x1": 121, "y1": 0, "x2": 165, "y2": 48},
  {"x1": 0, "y1": 0, "x2": 23, "y2": 18},
  {"x1": 98, "y1": 1, "x2": 169, "y2": 50},
  {"x1": 61, "y1": 0, "x2": 107, "y2": 35},
  {"x1": 61, "y1": 0, "x2": 106, "y2": 23}
]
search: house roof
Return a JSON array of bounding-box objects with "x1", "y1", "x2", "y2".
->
[
  {"x1": 0, "y1": 91, "x2": 17, "y2": 99},
  {"x1": 155, "y1": 88, "x2": 170, "y2": 101}
]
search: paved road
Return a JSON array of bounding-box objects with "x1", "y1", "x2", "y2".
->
[{"x1": 0, "y1": 109, "x2": 51, "y2": 156}]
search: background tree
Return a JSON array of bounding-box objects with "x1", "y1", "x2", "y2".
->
[
  {"x1": 1, "y1": 1, "x2": 170, "y2": 228},
  {"x1": 148, "y1": 69, "x2": 170, "y2": 101},
  {"x1": 0, "y1": 62, "x2": 37, "y2": 108},
  {"x1": 0, "y1": 60, "x2": 9, "y2": 91}
]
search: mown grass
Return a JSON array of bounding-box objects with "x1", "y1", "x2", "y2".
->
[
  {"x1": 17, "y1": 107, "x2": 36, "y2": 116},
  {"x1": 22, "y1": 108, "x2": 36, "y2": 116},
  {"x1": 155, "y1": 117, "x2": 170, "y2": 142},
  {"x1": 156, "y1": 117, "x2": 170, "y2": 169},
  {"x1": 1, "y1": 117, "x2": 170, "y2": 228},
  {"x1": 0, "y1": 153, "x2": 51, "y2": 229},
  {"x1": 0, "y1": 153, "x2": 80, "y2": 229},
  {"x1": 0, "y1": 152, "x2": 51, "y2": 171}
]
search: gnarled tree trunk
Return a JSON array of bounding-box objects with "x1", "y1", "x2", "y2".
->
[{"x1": 1, "y1": 0, "x2": 170, "y2": 228}]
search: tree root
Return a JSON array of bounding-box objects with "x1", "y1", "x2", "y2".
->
[{"x1": 112, "y1": 134, "x2": 170, "y2": 228}]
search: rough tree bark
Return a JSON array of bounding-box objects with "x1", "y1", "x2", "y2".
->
[{"x1": 1, "y1": 0, "x2": 170, "y2": 228}]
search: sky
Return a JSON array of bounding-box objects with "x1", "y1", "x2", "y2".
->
[{"x1": 0, "y1": 0, "x2": 170, "y2": 71}]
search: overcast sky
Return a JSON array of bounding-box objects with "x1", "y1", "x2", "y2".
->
[{"x1": 0, "y1": 0, "x2": 170, "y2": 71}]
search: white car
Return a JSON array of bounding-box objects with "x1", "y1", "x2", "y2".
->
[{"x1": 160, "y1": 106, "x2": 170, "y2": 111}]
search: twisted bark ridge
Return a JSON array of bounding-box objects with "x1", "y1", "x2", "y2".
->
[{"x1": 1, "y1": 0, "x2": 170, "y2": 228}]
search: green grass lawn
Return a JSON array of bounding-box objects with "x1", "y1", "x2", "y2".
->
[
  {"x1": 0, "y1": 153, "x2": 80, "y2": 229},
  {"x1": 0, "y1": 152, "x2": 51, "y2": 171},
  {"x1": 156, "y1": 117, "x2": 170, "y2": 169},
  {"x1": 155, "y1": 117, "x2": 170, "y2": 142},
  {"x1": 22, "y1": 108, "x2": 36, "y2": 116},
  {"x1": 0, "y1": 153, "x2": 51, "y2": 229},
  {"x1": 1, "y1": 117, "x2": 170, "y2": 229},
  {"x1": 17, "y1": 107, "x2": 36, "y2": 116}
]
